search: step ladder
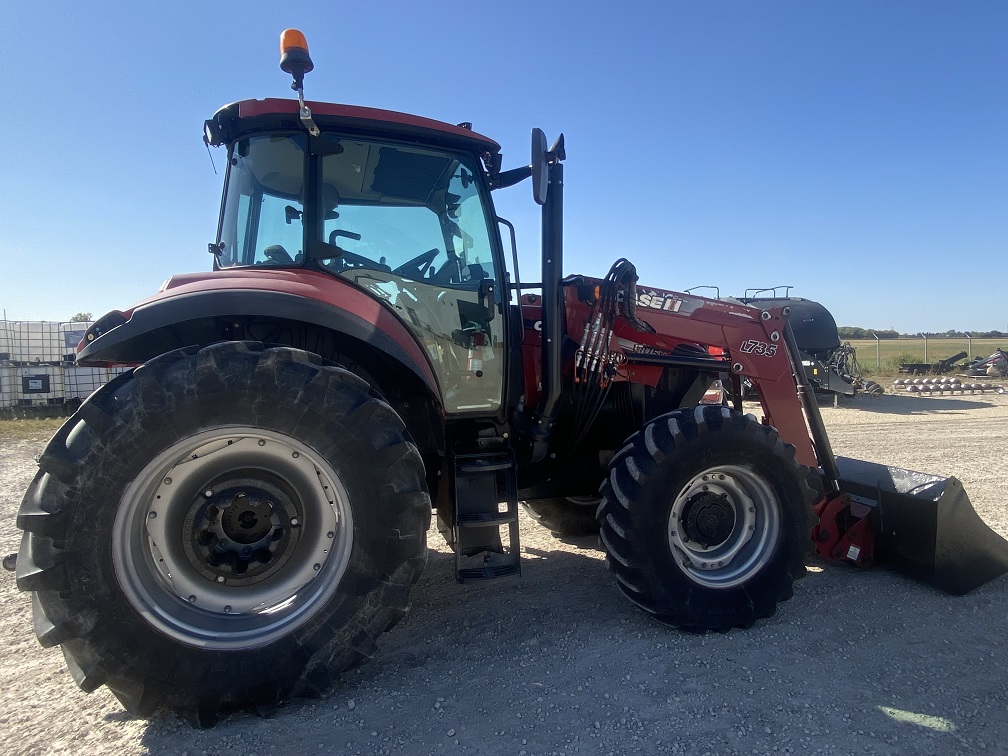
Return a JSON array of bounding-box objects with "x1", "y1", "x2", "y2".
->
[{"x1": 452, "y1": 450, "x2": 521, "y2": 581}]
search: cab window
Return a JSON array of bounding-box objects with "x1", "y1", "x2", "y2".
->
[
  {"x1": 317, "y1": 142, "x2": 495, "y2": 286},
  {"x1": 217, "y1": 134, "x2": 306, "y2": 267}
]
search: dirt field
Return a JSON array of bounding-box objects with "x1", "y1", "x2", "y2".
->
[{"x1": 2, "y1": 390, "x2": 1006, "y2": 755}]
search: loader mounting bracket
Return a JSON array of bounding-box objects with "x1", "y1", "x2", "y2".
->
[{"x1": 812, "y1": 492, "x2": 875, "y2": 568}]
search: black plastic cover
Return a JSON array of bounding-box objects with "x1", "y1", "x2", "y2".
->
[{"x1": 744, "y1": 297, "x2": 841, "y2": 353}]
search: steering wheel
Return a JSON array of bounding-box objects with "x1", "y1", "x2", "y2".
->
[{"x1": 392, "y1": 248, "x2": 440, "y2": 278}]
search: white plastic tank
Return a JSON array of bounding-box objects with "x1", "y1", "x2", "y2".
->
[
  {"x1": 16, "y1": 365, "x2": 65, "y2": 405},
  {"x1": 11, "y1": 321, "x2": 64, "y2": 364}
]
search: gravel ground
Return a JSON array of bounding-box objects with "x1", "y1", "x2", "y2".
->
[{"x1": 1, "y1": 390, "x2": 1006, "y2": 755}]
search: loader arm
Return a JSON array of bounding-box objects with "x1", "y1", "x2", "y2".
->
[
  {"x1": 602, "y1": 283, "x2": 1008, "y2": 595},
  {"x1": 570, "y1": 283, "x2": 821, "y2": 468}
]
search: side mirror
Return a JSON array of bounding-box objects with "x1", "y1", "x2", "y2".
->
[{"x1": 531, "y1": 128, "x2": 548, "y2": 206}]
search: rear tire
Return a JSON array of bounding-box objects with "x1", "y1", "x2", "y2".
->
[
  {"x1": 521, "y1": 496, "x2": 601, "y2": 536},
  {"x1": 598, "y1": 405, "x2": 814, "y2": 631},
  {"x1": 15, "y1": 342, "x2": 430, "y2": 724}
]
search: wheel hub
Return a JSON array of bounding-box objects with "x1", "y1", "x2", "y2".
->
[
  {"x1": 220, "y1": 492, "x2": 273, "y2": 545},
  {"x1": 681, "y1": 491, "x2": 736, "y2": 548},
  {"x1": 183, "y1": 473, "x2": 299, "y2": 586}
]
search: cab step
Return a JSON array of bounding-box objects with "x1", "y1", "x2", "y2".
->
[{"x1": 452, "y1": 450, "x2": 521, "y2": 582}]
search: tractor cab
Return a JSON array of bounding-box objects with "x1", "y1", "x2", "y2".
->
[
  {"x1": 202, "y1": 97, "x2": 511, "y2": 416},
  {"x1": 200, "y1": 32, "x2": 566, "y2": 431}
]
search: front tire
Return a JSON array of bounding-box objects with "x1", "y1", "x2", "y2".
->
[
  {"x1": 598, "y1": 405, "x2": 815, "y2": 631},
  {"x1": 15, "y1": 342, "x2": 430, "y2": 724}
]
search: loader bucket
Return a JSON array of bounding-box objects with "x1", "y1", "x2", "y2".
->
[{"x1": 835, "y1": 456, "x2": 1008, "y2": 595}]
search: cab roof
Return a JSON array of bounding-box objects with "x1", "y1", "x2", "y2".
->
[{"x1": 209, "y1": 98, "x2": 501, "y2": 155}]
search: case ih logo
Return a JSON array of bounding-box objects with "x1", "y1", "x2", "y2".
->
[
  {"x1": 636, "y1": 290, "x2": 683, "y2": 312},
  {"x1": 738, "y1": 339, "x2": 778, "y2": 357}
]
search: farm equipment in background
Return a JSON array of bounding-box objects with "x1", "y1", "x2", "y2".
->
[
  {"x1": 11, "y1": 30, "x2": 1008, "y2": 724},
  {"x1": 964, "y1": 348, "x2": 1008, "y2": 378},
  {"x1": 737, "y1": 290, "x2": 882, "y2": 398},
  {"x1": 899, "y1": 349, "x2": 1007, "y2": 378},
  {"x1": 898, "y1": 351, "x2": 968, "y2": 376}
]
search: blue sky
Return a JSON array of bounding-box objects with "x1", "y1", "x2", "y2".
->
[{"x1": 1, "y1": 1, "x2": 1005, "y2": 333}]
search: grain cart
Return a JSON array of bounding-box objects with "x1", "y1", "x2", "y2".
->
[{"x1": 14, "y1": 30, "x2": 1008, "y2": 725}]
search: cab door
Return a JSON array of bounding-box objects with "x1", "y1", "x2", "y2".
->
[{"x1": 315, "y1": 139, "x2": 506, "y2": 415}]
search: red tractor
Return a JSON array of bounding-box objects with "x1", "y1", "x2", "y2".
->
[{"x1": 14, "y1": 30, "x2": 1008, "y2": 724}]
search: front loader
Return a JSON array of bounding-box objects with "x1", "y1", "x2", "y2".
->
[{"x1": 12, "y1": 30, "x2": 1008, "y2": 724}]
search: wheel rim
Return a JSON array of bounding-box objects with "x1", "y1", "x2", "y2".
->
[
  {"x1": 113, "y1": 427, "x2": 354, "y2": 649},
  {"x1": 666, "y1": 464, "x2": 781, "y2": 589}
]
